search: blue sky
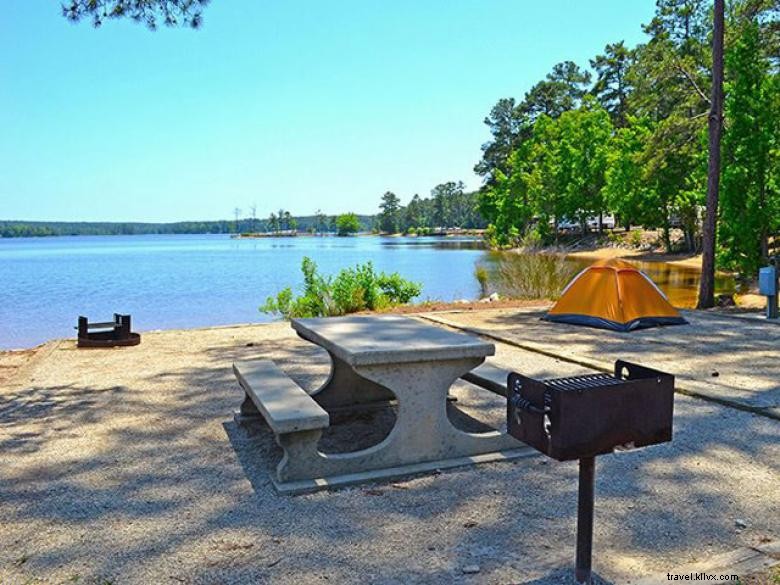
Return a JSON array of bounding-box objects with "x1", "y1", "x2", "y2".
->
[{"x1": 0, "y1": 1, "x2": 655, "y2": 222}]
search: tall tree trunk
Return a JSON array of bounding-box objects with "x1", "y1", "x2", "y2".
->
[{"x1": 698, "y1": 0, "x2": 725, "y2": 309}]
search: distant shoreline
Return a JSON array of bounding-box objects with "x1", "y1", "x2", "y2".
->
[{"x1": 1, "y1": 230, "x2": 486, "y2": 240}]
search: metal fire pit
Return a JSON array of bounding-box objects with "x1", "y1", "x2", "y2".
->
[
  {"x1": 77, "y1": 314, "x2": 141, "y2": 348},
  {"x1": 507, "y1": 360, "x2": 674, "y2": 584}
]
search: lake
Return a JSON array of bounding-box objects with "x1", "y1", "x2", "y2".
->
[
  {"x1": 0, "y1": 234, "x2": 486, "y2": 350},
  {"x1": 0, "y1": 234, "x2": 734, "y2": 350}
]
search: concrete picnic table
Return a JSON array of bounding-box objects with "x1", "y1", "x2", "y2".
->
[{"x1": 281, "y1": 314, "x2": 528, "y2": 490}]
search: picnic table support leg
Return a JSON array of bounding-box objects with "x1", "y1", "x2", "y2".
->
[
  {"x1": 354, "y1": 358, "x2": 522, "y2": 462},
  {"x1": 254, "y1": 356, "x2": 528, "y2": 493},
  {"x1": 310, "y1": 351, "x2": 395, "y2": 410},
  {"x1": 276, "y1": 429, "x2": 324, "y2": 481},
  {"x1": 234, "y1": 393, "x2": 264, "y2": 424}
]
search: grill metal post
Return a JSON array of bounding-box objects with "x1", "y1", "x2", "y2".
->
[{"x1": 575, "y1": 456, "x2": 595, "y2": 584}]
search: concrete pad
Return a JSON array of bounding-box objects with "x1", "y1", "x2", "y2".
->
[
  {"x1": 269, "y1": 447, "x2": 537, "y2": 495},
  {"x1": 421, "y1": 308, "x2": 780, "y2": 418}
]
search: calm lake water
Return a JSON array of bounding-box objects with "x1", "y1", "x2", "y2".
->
[
  {"x1": 0, "y1": 234, "x2": 486, "y2": 349},
  {"x1": 0, "y1": 234, "x2": 734, "y2": 350}
]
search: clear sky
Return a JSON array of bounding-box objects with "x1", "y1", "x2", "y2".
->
[{"x1": 0, "y1": 1, "x2": 656, "y2": 223}]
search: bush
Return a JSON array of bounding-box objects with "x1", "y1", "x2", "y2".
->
[
  {"x1": 629, "y1": 230, "x2": 643, "y2": 247},
  {"x1": 261, "y1": 257, "x2": 422, "y2": 319},
  {"x1": 474, "y1": 265, "x2": 489, "y2": 298},
  {"x1": 492, "y1": 252, "x2": 579, "y2": 300}
]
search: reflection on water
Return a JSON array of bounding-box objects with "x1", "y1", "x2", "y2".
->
[
  {"x1": 380, "y1": 237, "x2": 486, "y2": 251},
  {"x1": 482, "y1": 252, "x2": 739, "y2": 308}
]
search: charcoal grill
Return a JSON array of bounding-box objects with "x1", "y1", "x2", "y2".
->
[
  {"x1": 507, "y1": 360, "x2": 674, "y2": 584},
  {"x1": 77, "y1": 314, "x2": 141, "y2": 348}
]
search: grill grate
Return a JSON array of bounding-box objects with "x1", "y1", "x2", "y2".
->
[{"x1": 543, "y1": 373, "x2": 625, "y2": 391}]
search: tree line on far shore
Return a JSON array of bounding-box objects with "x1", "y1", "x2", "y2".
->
[
  {"x1": 475, "y1": 0, "x2": 778, "y2": 277},
  {"x1": 375, "y1": 182, "x2": 487, "y2": 235},
  {"x1": 0, "y1": 214, "x2": 375, "y2": 238}
]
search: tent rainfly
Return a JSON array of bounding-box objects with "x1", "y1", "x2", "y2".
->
[{"x1": 544, "y1": 258, "x2": 688, "y2": 332}]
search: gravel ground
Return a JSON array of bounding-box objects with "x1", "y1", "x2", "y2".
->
[
  {"x1": 424, "y1": 307, "x2": 780, "y2": 416},
  {"x1": 0, "y1": 318, "x2": 778, "y2": 585}
]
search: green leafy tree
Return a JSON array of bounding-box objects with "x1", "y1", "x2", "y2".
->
[
  {"x1": 403, "y1": 194, "x2": 426, "y2": 231},
  {"x1": 474, "y1": 98, "x2": 526, "y2": 182},
  {"x1": 718, "y1": 7, "x2": 780, "y2": 277},
  {"x1": 554, "y1": 99, "x2": 614, "y2": 231},
  {"x1": 475, "y1": 62, "x2": 590, "y2": 184},
  {"x1": 627, "y1": 0, "x2": 712, "y2": 252},
  {"x1": 336, "y1": 213, "x2": 361, "y2": 236},
  {"x1": 268, "y1": 212, "x2": 279, "y2": 234},
  {"x1": 604, "y1": 117, "x2": 658, "y2": 230},
  {"x1": 518, "y1": 61, "x2": 592, "y2": 122},
  {"x1": 479, "y1": 141, "x2": 536, "y2": 246},
  {"x1": 378, "y1": 191, "x2": 402, "y2": 233}
]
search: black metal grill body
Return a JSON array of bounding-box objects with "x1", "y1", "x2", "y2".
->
[
  {"x1": 507, "y1": 360, "x2": 674, "y2": 461},
  {"x1": 505, "y1": 359, "x2": 675, "y2": 584}
]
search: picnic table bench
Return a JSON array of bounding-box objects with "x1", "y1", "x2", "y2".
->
[{"x1": 233, "y1": 315, "x2": 529, "y2": 494}]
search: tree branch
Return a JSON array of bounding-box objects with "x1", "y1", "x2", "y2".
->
[{"x1": 674, "y1": 61, "x2": 712, "y2": 105}]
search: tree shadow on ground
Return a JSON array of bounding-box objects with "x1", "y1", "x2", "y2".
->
[
  {"x1": 449, "y1": 308, "x2": 780, "y2": 411},
  {"x1": 0, "y1": 324, "x2": 777, "y2": 585}
]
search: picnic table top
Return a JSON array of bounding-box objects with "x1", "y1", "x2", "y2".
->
[{"x1": 291, "y1": 314, "x2": 495, "y2": 366}]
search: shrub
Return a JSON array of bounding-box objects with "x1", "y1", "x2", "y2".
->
[
  {"x1": 261, "y1": 257, "x2": 422, "y2": 319},
  {"x1": 492, "y1": 252, "x2": 579, "y2": 300},
  {"x1": 629, "y1": 230, "x2": 643, "y2": 247},
  {"x1": 474, "y1": 265, "x2": 489, "y2": 298},
  {"x1": 376, "y1": 272, "x2": 422, "y2": 304}
]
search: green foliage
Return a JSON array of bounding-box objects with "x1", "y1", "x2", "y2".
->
[
  {"x1": 604, "y1": 117, "x2": 658, "y2": 229},
  {"x1": 718, "y1": 12, "x2": 780, "y2": 277},
  {"x1": 260, "y1": 257, "x2": 422, "y2": 319},
  {"x1": 479, "y1": 100, "x2": 613, "y2": 246},
  {"x1": 0, "y1": 214, "x2": 377, "y2": 238},
  {"x1": 378, "y1": 191, "x2": 402, "y2": 234},
  {"x1": 474, "y1": 0, "x2": 779, "y2": 270},
  {"x1": 474, "y1": 265, "x2": 489, "y2": 298},
  {"x1": 376, "y1": 184, "x2": 486, "y2": 235},
  {"x1": 590, "y1": 41, "x2": 634, "y2": 126},
  {"x1": 335, "y1": 213, "x2": 361, "y2": 236},
  {"x1": 491, "y1": 253, "x2": 580, "y2": 300},
  {"x1": 375, "y1": 272, "x2": 422, "y2": 304}
]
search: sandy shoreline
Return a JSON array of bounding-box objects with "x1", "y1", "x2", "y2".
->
[{"x1": 566, "y1": 246, "x2": 705, "y2": 269}]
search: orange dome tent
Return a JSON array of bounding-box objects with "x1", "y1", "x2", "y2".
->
[{"x1": 544, "y1": 258, "x2": 687, "y2": 331}]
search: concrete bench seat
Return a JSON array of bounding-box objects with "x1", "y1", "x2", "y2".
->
[
  {"x1": 234, "y1": 360, "x2": 336, "y2": 492},
  {"x1": 461, "y1": 362, "x2": 510, "y2": 397},
  {"x1": 233, "y1": 360, "x2": 329, "y2": 435}
]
